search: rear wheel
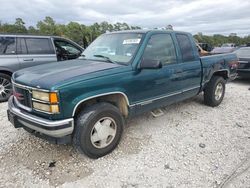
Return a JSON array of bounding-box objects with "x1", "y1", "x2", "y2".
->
[
  {"x1": 73, "y1": 102, "x2": 124, "y2": 159},
  {"x1": 0, "y1": 73, "x2": 12, "y2": 102},
  {"x1": 204, "y1": 76, "x2": 226, "y2": 107}
]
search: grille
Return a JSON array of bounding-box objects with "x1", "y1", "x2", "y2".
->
[{"x1": 13, "y1": 84, "x2": 32, "y2": 108}]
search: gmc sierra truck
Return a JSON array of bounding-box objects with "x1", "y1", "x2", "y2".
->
[{"x1": 7, "y1": 30, "x2": 238, "y2": 158}]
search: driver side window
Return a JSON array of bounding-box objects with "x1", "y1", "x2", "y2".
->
[
  {"x1": 54, "y1": 40, "x2": 81, "y2": 55},
  {"x1": 54, "y1": 39, "x2": 81, "y2": 61},
  {"x1": 142, "y1": 34, "x2": 177, "y2": 65}
]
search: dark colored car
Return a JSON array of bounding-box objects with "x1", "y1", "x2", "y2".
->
[
  {"x1": 0, "y1": 34, "x2": 84, "y2": 102},
  {"x1": 235, "y1": 47, "x2": 250, "y2": 78}
]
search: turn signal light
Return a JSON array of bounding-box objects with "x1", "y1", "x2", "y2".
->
[{"x1": 50, "y1": 92, "x2": 58, "y2": 103}]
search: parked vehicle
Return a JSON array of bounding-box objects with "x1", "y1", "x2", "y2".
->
[
  {"x1": 0, "y1": 34, "x2": 84, "y2": 102},
  {"x1": 221, "y1": 43, "x2": 236, "y2": 48},
  {"x1": 235, "y1": 47, "x2": 250, "y2": 78},
  {"x1": 7, "y1": 30, "x2": 238, "y2": 158},
  {"x1": 211, "y1": 47, "x2": 236, "y2": 54}
]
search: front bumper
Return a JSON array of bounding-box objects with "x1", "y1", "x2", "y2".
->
[{"x1": 7, "y1": 96, "x2": 74, "y2": 144}]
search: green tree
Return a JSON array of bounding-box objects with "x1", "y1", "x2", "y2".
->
[
  {"x1": 28, "y1": 26, "x2": 38, "y2": 34},
  {"x1": 37, "y1": 16, "x2": 58, "y2": 35},
  {"x1": 64, "y1": 22, "x2": 85, "y2": 46},
  {"x1": 14, "y1": 18, "x2": 27, "y2": 33}
]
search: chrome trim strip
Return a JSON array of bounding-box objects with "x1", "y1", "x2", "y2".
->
[
  {"x1": 138, "y1": 100, "x2": 153, "y2": 106},
  {"x1": 72, "y1": 91, "x2": 130, "y2": 116},
  {"x1": 12, "y1": 80, "x2": 54, "y2": 93},
  {"x1": 31, "y1": 98, "x2": 59, "y2": 105},
  {"x1": 14, "y1": 97, "x2": 32, "y2": 112},
  {"x1": 132, "y1": 91, "x2": 182, "y2": 106},
  {"x1": 130, "y1": 86, "x2": 200, "y2": 107},
  {"x1": 32, "y1": 98, "x2": 51, "y2": 104},
  {"x1": 238, "y1": 61, "x2": 249, "y2": 64},
  {"x1": 17, "y1": 54, "x2": 56, "y2": 57},
  {"x1": 182, "y1": 86, "x2": 200, "y2": 93},
  {"x1": 17, "y1": 119, "x2": 73, "y2": 138}
]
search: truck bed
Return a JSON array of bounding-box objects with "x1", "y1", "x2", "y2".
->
[{"x1": 200, "y1": 53, "x2": 238, "y2": 85}]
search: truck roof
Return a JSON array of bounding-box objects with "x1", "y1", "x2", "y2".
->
[{"x1": 107, "y1": 29, "x2": 190, "y2": 35}]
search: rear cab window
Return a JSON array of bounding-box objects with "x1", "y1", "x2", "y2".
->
[{"x1": 0, "y1": 37, "x2": 16, "y2": 55}]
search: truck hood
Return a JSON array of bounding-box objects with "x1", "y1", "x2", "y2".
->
[{"x1": 13, "y1": 59, "x2": 122, "y2": 89}]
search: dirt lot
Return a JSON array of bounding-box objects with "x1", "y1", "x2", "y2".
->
[{"x1": 0, "y1": 80, "x2": 249, "y2": 188}]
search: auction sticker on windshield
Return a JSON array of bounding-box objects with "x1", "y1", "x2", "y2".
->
[{"x1": 123, "y1": 38, "x2": 141, "y2": 45}]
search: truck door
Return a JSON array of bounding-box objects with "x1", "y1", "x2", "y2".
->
[
  {"x1": 174, "y1": 33, "x2": 202, "y2": 98},
  {"x1": 132, "y1": 33, "x2": 184, "y2": 110},
  {"x1": 17, "y1": 37, "x2": 57, "y2": 69}
]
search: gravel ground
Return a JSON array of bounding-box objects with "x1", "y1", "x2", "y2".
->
[{"x1": 0, "y1": 80, "x2": 249, "y2": 188}]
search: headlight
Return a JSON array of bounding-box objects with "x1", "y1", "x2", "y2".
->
[
  {"x1": 32, "y1": 91, "x2": 58, "y2": 103},
  {"x1": 33, "y1": 102, "x2": 60, "y2": 113},
  {"x1": 32, "y1": 90, "x2": 60, "y2": 114}
]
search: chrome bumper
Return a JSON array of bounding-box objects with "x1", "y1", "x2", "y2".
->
[{"x1": 8, "y1": 96, "x2": 74, "y2": 138}]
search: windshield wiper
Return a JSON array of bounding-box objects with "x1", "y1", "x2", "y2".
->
[{"x1": 93, "y1": 54, "x2": 117, "y2": 64}]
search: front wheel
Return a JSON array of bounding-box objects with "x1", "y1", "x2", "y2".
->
[
  {"x1": 73, "y1": 102, "x2": 124, "y2": 159},
  {"x1": 0, "y1": 73, "x2": 12, "y2": 102},
  {"x1": 204, "y1": 76, "x2": 226, "y2": 107}
]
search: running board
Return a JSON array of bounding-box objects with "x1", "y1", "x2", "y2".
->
[{"x1": 151, "y1": 108, "x2": 164, "y2": 117}]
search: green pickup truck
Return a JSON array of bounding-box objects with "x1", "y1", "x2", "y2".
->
[{"x1": 7, "y1": 30, "x2": 238, "y2": 158}]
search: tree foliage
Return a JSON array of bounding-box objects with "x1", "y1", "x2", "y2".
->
[
  {"x1": 194, "y1": 33, "x2": 250, "y2": 47},
  {"x1": 0, "y1": 17, "x2": 142, "y2": 48}
]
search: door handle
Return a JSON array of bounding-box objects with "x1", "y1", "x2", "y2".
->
[
  {"x1": 175, "y1": 69, "x2": 183, "y2": 74},
  {"x1": 23, "y1": 58, "x2": 34, "y2": 61}
]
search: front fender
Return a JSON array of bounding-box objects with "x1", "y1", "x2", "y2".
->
[{"x1": 61, "y1": 87, "x2": 130, "y2": 118}]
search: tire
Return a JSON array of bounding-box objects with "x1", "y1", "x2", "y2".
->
[
  {"x1": 204, "y1": 76, "x2": 226, "y2": 107},
  {"x1": 73, "y1": 102, "x2": 124, "y2": 159},
  {"x1": 0, "y1": 73, "x2": 12, "y2": 102}
]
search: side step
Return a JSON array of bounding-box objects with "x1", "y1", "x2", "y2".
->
[{"x1": 151, "y1": 108, "x2": 164, "y2": 118}]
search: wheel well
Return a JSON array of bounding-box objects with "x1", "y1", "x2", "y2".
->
[
  {"x1": 74, "y1": 93, "x2": 129, "y2": 118},
  {"x1": 213, "y1": 71, "x2": 228, "y2": 80},
  {"x1": 0, "y1": 70, "x2": 13, "y2": 77}
]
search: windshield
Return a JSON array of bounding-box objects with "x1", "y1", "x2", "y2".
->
[
  {"x1": 82, "y1": 33, "x2": 144, "y2": 64},
  {"x1": 235, "y1": 47, "x2": 250, "y2": 58}
]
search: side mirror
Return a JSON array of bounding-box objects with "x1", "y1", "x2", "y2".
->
[{"x1": 140, "y1": 59, "x2": 162, "y2": 69}]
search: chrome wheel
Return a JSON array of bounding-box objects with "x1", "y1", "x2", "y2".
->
[
  {"x1": 90, "y1": 117, "x2": 117, "y2": 149},
  {"x1": 214, "y1": 83, "x2": 223, "y2": 101},
  {"x1": 0, "y1": 77, "x2": 12, "y2": 101}
]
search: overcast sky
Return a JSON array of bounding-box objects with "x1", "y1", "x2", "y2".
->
[{"x1": 0, "y1": 0, "x2": 250, "y2": 36}]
